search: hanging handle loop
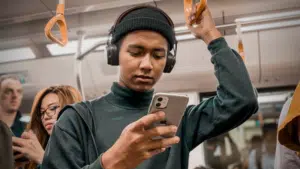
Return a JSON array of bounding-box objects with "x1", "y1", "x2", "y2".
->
[
  {"x1": 184, "y1": 0, "x2": 207, "y2": 26},
  {"x1": 44, "y1": 3, "x2": 68, "y2": 46}
]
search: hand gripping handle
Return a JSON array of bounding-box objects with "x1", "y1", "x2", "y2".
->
[{"x1": 184, "y1": 0, "x2": 207, "y2": 26}]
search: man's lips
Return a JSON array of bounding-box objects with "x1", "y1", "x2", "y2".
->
[
  {"x1": 135, "y1": 75, "x2": 154, "y2": 83},
  {"x1": 135, "y1": 75, "x2": 153, "y2": 79}
]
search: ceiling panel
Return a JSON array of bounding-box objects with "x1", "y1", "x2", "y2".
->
[{"x1": 0, "y1": 0, "x2": 162, "y2": 25}]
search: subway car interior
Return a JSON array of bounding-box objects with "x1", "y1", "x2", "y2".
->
[{"x1": 0, "y1": 0, "x2": 299, "y2": 169}]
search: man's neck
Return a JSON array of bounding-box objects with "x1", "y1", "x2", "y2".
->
[{"x1": 0, "y1": 110, "x2": 17, "y2": 127}]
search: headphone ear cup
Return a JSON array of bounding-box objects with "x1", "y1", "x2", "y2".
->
[
  {"x1": 106, "y1": 44, "x2": 119, "y2": 66},
  {"x1": 163, "y1": 53, "x2": 176, "y2": 73}
]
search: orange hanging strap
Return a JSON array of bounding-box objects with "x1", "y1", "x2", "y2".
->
[
  {"x1": 184, "y1": 0, "x2": 207, "y2": 26},
  {"x1": 238, "y1": 39, "x2": 245, "y2": 61},
  {"x1": 236, "y1": 23, "x2": 245, "y2": 61},
  {"x1": 44, "y1": 3, "x2": 68, "y2": 46}
]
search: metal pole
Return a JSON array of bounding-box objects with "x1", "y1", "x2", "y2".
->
[
  {"x1": 77, "y1": 40, "x2": 104, "y2": 61},
  {"x1": 74, "y1": 30, "x2": 86, "y2": 100}
]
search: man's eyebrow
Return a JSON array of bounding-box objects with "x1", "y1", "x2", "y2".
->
[
  {"x1": 153, "y1": 48, "x2": 166, "y2": 52},
  {"x1": 128, "y1": 45, "x2": 144, "y2": 50}
]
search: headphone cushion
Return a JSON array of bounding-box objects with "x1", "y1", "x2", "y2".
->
[
  {"x1": 164, "y1": 53, "x2": 176, "y2": 73},
  {"x1": 106, "y1": 44, "x2": 119, "y2": 65}
]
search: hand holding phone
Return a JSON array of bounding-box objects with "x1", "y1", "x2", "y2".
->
[
  {"x1": 147, "y1": 93, "x2": 189, "y2": 138},
  {"x1": 12, "y1": 130, "x2": 45, "y2": 164}
]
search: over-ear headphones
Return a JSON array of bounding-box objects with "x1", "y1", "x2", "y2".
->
[{"x1": 105, "y1": 5, "x2": 178, "y2": 73}]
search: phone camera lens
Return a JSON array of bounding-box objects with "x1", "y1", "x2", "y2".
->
[
  {"x1": 156, "y1": 103, "x2": 161, "y2": 107},
  {"x1": 157, "y1": 97, "x2": 163, "y2": 102}
]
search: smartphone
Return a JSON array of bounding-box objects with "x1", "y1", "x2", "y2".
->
[
  {"x1": 11, "y1": 131, "x2": 29, "y2": 163},
  {"x1": 148, "y1": 93, "x2": 189, "y2": 128}
]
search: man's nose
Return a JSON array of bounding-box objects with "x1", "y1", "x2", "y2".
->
[{"x1": 139, "y1": 54, "x2": 153, "y2": 72}]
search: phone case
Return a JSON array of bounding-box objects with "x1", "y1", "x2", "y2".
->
[{"x1": 148, "y1": 93, "x2": 189, "y2": 127}]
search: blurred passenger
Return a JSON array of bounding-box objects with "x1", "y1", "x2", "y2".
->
[
  {"x1": 0, "y1": 75, "x2": 26, "y2": 137},
  {"x1": 206, "y1": 133, "x2": 241, "y2": 169},
  {"x1": 248, "y1": 123, "x2": 276, "y2": 169},
  {"x1": 242, "y1": 135, "x2": 262, "y2": 169},
  {"x1": 0, "y1": 119, "x2": 14, "y2": 169},
  {"x1": 276, "y1": 84, "x2": 300, "y2": 169},
  {"x1": 11, "y1": 85, "x2": 82, "y2": 169}
]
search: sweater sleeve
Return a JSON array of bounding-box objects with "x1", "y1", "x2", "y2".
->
[
  {"x1": 41, "y1": 109, "x2": 104, "y2": 169},
  {"x1": 181, "y1": 37, "x2": 258, "y2": 151}
]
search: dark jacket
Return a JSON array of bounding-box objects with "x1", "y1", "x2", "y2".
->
[
  {"x1": 0, "y1": 120, "x2": 14, "y2": 169},
  {"x1": 42, "y1": 37, "x2": 258, "y2": 169}
]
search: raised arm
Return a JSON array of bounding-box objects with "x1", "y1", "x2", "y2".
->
[{"x1": 181, "y1": 6, "x2": 258, "y2": 150}]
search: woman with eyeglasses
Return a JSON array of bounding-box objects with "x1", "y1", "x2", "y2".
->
[{"x1": 12, "y1": 85, "x2": 82, "y2": 169}]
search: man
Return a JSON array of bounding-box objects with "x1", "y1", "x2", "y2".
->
[
  {"x1": 42, "y1": 5, "x2": 258, "y2": 169},
  {"x1": 205, "y1": 133, "x2": 241, "y2": 169},
  {"x1": 248, "y1": 124, "x2": 276, "y2": 169},
  {"x1": 0, "y1": 75, "x2": 26, "y2": 137}
]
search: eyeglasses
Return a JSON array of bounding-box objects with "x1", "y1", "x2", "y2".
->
[{"x1": 40, "y1": 104, "x2": 60, "y2": 119}]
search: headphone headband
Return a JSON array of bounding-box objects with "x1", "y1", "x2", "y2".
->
[{"x1": 106, "y1": 5, "x2": 177, "y2": 73}]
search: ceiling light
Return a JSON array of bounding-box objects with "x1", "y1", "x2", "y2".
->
[{"x1": 0, "y1": 47, "x2": 35, "y2": 63}]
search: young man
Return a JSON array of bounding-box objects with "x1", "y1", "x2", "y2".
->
[
  {"x1": 0, "y1": 75, "x2": 26, "y2": 137},
  {"x1": 42, "y1": 5, "x2": 258, "y2": 169}
]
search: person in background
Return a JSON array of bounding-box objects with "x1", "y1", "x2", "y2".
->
[
  {"x1": 248, "y1": 123, "x2": 276, "y2": 169},
  {"x1": 206, "y1": 133, "x2": 241, "y2": 169},
  {"x1": 0, "y1": 119, "x2": 14, "y2": 169},
  {"x1": 12, "y1": 85, "x2": 82, "y2": 169},
  {"x1": 275, "y1": 87, "x2": 300, "y2": 169},
  {"x1": 0, "y1": 75, "x2": 26, "y2": 137},
  {"x1": 242, "y1": 135, "x2": 262, "y2": 169}
]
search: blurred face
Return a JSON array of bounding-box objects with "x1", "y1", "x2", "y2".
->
[
  {"x1": 118, "y1": 30, "x2": 168, "y2": 92},
  {"x1": 264, "y1": 131, "x2": 276, "y2": 154},
  {"x1": 0, "y1": 79, "x2": 23, "y2": 114},
  {"x1": 40, "y1": 93, "x2": 61, "y2": 135}
]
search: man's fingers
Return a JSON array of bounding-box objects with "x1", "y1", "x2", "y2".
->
[
  {"x1": 134, "y1": 111, "x2": 166, "y2": 130},
  {"x1": 145, "y1": 125, "x2": 177, "y2": 138},
  {"x1": 146, "y1": 136, "x2": 180, "y2": 150}
]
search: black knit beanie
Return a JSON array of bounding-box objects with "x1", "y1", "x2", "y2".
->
[{"x1": 111, "y1": 6, "x2": 176, "y2": 50}]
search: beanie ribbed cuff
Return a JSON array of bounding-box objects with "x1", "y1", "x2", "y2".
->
[{"x1": 111, "y1": 17, "x2": 175, "y2": 50}]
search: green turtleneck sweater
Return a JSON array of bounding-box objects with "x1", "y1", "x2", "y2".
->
[{"x1": 42, "y1": 37, "x2": 258, "y2": 169}]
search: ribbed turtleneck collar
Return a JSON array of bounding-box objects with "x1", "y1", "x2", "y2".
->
[{"x1": 105, "y1": 82, "x2": 154, "y2": 109}]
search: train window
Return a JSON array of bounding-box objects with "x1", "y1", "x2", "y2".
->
[{"x1": 190, "y1": 88, "x2": 295, "y2": 169}]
